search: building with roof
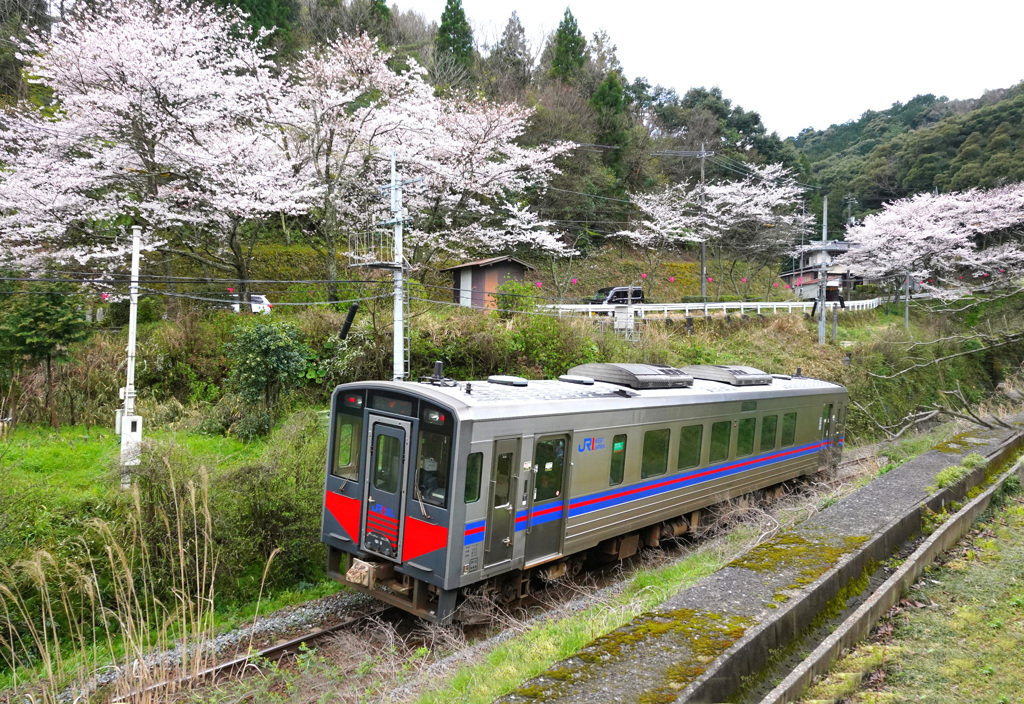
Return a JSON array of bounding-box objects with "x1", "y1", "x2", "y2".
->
[
  {"x1": 441, "y1": 255, "x2": 537, "y2": 310},
  {"x1": 780, "y1": 241, "x2": 862, "y2": 300}
]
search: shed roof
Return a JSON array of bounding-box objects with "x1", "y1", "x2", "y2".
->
[{"x1": 440, "y1": 255, "x2": 536, "y2": 272}]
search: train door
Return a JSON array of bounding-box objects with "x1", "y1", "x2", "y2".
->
[
  {"x1": 361, "y1": 416, "x2": 411, "y2": 562},
  {"x1": 819, "y1": 403, "x2": 838, "y2": 468},
  {"x1": 484, "y1": 438, "x2": 519, "y2": 568},
  {"x1": 525, "y1": 434, "x2": 569, "y2": 566},
  {"x1": 820, "y1": 403, "x2": 834, "y2": 444}
]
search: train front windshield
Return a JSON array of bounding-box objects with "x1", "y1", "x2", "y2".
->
[{"x1": 416, "y1": 405, "x2": 453, "y2": 507}]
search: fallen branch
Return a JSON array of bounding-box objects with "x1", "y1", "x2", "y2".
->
[
  {"x1": 928, "y1": 404, "x2": 994, "y2": 429},
  {"x1": 888, "y1": 411, "x2": 939, "y2": 440},
  {"x1": 851, "y1": 399, "x2": 896, "y2": 439}
]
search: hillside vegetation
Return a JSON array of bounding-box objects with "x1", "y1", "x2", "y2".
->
[{"x1": 793, "y1": 83, "x2": 1024, "y2": 228}]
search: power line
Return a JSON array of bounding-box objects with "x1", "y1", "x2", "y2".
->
[{"x1": 542, "y1": 186, "x2": 634, "y2": 204}]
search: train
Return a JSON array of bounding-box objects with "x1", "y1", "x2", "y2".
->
[{"x1": 320, "y1": 362, "x2": 847, "y2": 623}]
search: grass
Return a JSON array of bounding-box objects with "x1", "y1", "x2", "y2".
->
[
  {"x1": 2, "y1": 424, "x2": 263, "y2": 482},
  {"x1": 798, "y1": 493, "x2": 1024, "y2": 704},
  {"x1": 0, "y1": 415, "x2": 340, "y2": 698},
  {"x1": 412, "y1": 525, "x2": 777, "y2": 704}
]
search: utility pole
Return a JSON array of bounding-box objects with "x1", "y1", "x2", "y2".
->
[
  {"x1": 390, "y1": 152, "x2": 405, "y2": 382},
  {"x1": 818, "y1": 196, "x2": 828, "y2": 346},
  {"x1": 381, "y1": 151, "x2": 420, "y2": 382},
  {"x1": 845, "y1": 195, "x2": 856, "y2": 225},
  {"x1": 651, "y1": 145, "x2": 716, "y2": 298},
  {"x1": 700, "y1": 143, "x2": 708, "y2": 300},
  {"x1": 904, "y1": 270, "x2": 910, "y2": 331},
  {"x1": 119, "y1": 225, "x2": 143, "y2": 488}
]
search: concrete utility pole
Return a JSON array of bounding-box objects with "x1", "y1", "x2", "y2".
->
[
  {"x1": 700, "y1": 144, "x2": 708, "y2": 300},
  {"x1": 119, "y1": 225, "x2": 143, "y2": 488},
  {"x1": 818, "y1": 196, "x2": 828, "y2": 346}
]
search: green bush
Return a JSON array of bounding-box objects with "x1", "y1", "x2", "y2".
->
[
  {"x1": 226, "y1": 320, "x2": 310, "y2": 407},
  {"x1": 216, "y1": 411, "x2": 328, "y2": 596},
  {"x1": 108, "y1": 295, "x2": 164, "y2": 326},
  {"x1": 508, "y1": 315, "x2": 600, "y2": 378},
  {"x1": 233, "y1": 408, "x2": 273, "y2": 442},
  {"x1": 494, "y1": 279, "x2": 540, "y2": 319}
]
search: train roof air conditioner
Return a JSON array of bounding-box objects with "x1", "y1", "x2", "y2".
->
[
  {"x1": 566, "y1": 363, "x2": 693, "y2": 390},
  {"x1": 679, "y1": 365, "x2": 773, "y2": 386}
]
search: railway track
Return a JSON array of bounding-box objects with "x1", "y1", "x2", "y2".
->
[
  {"x1": 113, "y1": 604, "x2": 395, "y2": 703},
  {"x1": 107, "y1": 457, "x2": 875, "y2": 703}
]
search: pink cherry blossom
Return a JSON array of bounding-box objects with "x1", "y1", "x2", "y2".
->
[{"x1": 838, "y1": 184, "x2": 1024, "y2": 300}]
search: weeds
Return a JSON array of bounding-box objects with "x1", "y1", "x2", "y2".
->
[{"x1": 0, "y1": 471, "x2": 227, "y2": 702}]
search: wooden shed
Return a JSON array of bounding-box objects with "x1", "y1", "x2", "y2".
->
[{"x1": 441, "y1": 255, "x2": 536, "y2": 310}]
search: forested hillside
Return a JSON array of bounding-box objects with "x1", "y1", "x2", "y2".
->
[{"x1": 793, "y1": 84, "x2": 1024, "y2": 230}]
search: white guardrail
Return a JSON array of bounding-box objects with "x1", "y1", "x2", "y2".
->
[{"x1": 546, "y1": 297, "x2": 886, "y2": 318}]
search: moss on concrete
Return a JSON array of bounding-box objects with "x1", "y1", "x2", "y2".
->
[
  {"x1": 730, "y1": 532, "x2": 868, "y2": 587},
  {"x1": 506, "y1": 608, "x2": 751, "y2": 702}
]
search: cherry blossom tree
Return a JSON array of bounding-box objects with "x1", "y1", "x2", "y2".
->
[
  {"x1": 837, "y1": 184, "x2": 1024, "y2": 301},
  {"x1": 279, "y1": 35, "x2": 572, "y2": 296},
  {"x1": 1, "y1": 0, "x2": 573, "y2": 301},
  {"x1": 0, "y1": 0, "x2": 305, "y2": 302},
  {"x1": 617, "y1": 163, "x2": 809, "y2": 297},
  {"x1": 703, "y1": 164, "x2": 811, "y2": 297},
  {"x1": 614, "y1": 183, "x2": 702, "y2": 288}
]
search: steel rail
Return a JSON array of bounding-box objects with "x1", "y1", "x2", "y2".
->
[{"x1": 113, "y1": 605, "x2": 393, "y2": 702}]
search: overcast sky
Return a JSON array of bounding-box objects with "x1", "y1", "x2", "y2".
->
[{"x1": 398, "y1": 0, "x2": 1024, "y2": 138}]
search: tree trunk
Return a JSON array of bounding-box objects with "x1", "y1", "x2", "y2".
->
[
  {"x1": 326, "y1": 240, "x2": 339, "y2": 303},
  {"x1": 46, "y1": 354, "x2": 58, "y2": 431},
  {"x1": 230, "y1": 224, "x2": 253, "y2": 315}
]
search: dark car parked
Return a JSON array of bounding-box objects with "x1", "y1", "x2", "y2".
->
[{"x1": 589, "y1": 286, "x2": 645, "y2": 305}]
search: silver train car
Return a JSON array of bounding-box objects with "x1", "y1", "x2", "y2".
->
[{"x1": 320, "y1": 363, "x2": 847, "y2": 623}]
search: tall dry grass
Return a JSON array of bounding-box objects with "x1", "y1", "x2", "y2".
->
[{"x1": 0, "y1": 467, "x2": 271, "y2": 703}]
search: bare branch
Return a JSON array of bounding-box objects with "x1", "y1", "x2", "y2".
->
[{"x1": 866, "y1": 333, "x2": 1024, "y2": 379}]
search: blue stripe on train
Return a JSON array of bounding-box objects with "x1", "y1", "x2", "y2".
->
[
  {"x1": 464, "y1": 519, "x2": 486, "y2": 545},
  {"x1": 567, "y1": 440, "x2": 827, "y2": 520},
  {"x1": 461, "y1": 438, "x2": 838, "y2": 543}
]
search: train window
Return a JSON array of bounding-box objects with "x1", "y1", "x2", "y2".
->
[
  {"x1": 737, "y1": 418, "x2": 756, "y2": 457},
  {"x1": 641, "y1": 429, "x2": 670, "y2": 478},
  {"x1": 741, "y1": 401, "x2": 757, "y2": 412},
  {"x1": 494, "y1": 453, "x2": 513, "y2": 507},
  {"x1": 677, "y1": 425, "x2": 702, "y2": 471},
  {"x1": 534, "y1": 436, "x2": 566, "y2": 502},
  {"x1": 781, "y1": 412, "x2": 798, "y2": 447},
  {"x1": 821, "y1": 404, "x2": 834, "y2": 440},
  {"x1": 760, "y1": 415, "x2": 778, "y2": 452},
  {"x1": 465, "y1": 453, "x2": 483, "y2": 503},
  {"x1": 331, "y1": 413, "x2": 362, "y2": 480},
  {"x1": 609, "y1": 434, "x2": 627, "y2": 486},
  {"x1": 710, "y1": 421, "x2": 731, "y2": 463},
  {"x1": 373, "y1": 434, "x2": 401, "y2": 493},
  {"x1": 416, "y1": 427, "x2": 452, "y2": 507}
]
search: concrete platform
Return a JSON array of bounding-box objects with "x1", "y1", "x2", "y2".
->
[{"x1": 498, "y1": 425, "x2": 1024, "y2": 704}]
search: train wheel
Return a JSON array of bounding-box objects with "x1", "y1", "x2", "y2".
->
[{"x1": 501, "y1": 579, "x2": 519, "y2": 603}]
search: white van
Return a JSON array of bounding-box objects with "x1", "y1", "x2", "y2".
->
[{"x1": 230, "y1": 294, "x2": 273, "y2": 314}]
